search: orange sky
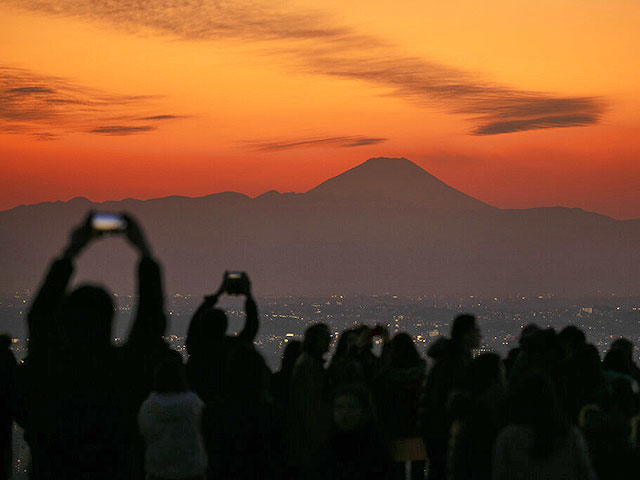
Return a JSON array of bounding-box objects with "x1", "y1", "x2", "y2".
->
[{"x1": 1, "y1": 0, "x2": 639, "y2": 218}]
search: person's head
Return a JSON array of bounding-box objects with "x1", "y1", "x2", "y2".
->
[
  {"x1": 390, "y1": 332, "x2": 422, "y2": 369},
  {"x1": 611, "y1": 338, "x2": 634, "y2": 361},
  {"x1": 333, "y1": 383, "x2": 376, "y2": 433},
  {"x1": 333, "y1": 329, "x2": 358, "y2": 360},
  {"x1": 200, "y1": 308, "x2": 228, "y2": 339},
  {"x1": 603, "y1": 347, "x2": 632, "y2": 375},
  {"x1": 303, "y1": 323, "x2": 331, "y2": 357},
  {"x1": 523, "y1": 328, "x2": 560, "y2": 359},
  {"x1": 451, "y1": 314, "x2": 481, "y2": 351},
  {"x1": 558, "y1": 325, "x2": 586, "y2": 356},
  {"x1": 153, "y1": 357, "x2": 188, "y2": 393},
  {"x1": 519, "y1": 323, "x2": 541, "y2": 352},
  {"x1": 280, "y1": 340, "x2": 302, "y2": 372},
  {"x1": 59, "y1": 285, "x2": 114, "y2": 349}
]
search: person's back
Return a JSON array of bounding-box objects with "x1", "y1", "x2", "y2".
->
[
  {"x1": 202, "y1": 346, "x2": 277, "y2": 480},
  {"x1": 284, "y1": 323, "x2": 332, "y2": 474},
  {"x1": 448, "y1": 353, "x2": 506, "y2": 480},
  {"x1": 24, "y1": 344, "x2": 128, "y2": 478},
  {"x1": 138, "y1": 358, "x2": 206, "y2": 480},
  {"x1": 493, "y1": 371, "x2": 596, "y2": 480},
  {"x1": 493, "y1": 424, "x2": 595, "y2": 480},
  {"x1": 374, "y1": 333, "x2": 425, "y2": 441},
  {"x1": 186, "y1": 272, "x2": 259, "y2": 403},
  {"x1": 420, "y1": 315, "x2": 481, "y2": 480}
]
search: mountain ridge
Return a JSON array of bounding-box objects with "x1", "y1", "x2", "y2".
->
[
  {"x1": 6, "y1": 157, "x2": 628, "y2": 218},
  {"x1": 1, "y1": 157, "x2": 638, "y2": 298}
]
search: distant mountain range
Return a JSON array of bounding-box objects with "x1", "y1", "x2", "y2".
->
[{"x1": 1, "y1": 157, "x2": 638, "y2": 298}]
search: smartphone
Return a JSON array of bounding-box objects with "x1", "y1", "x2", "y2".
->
[
  {"x1": 225, "y1": 271, "x2": 247, "y2": 295},
  {"x1": 91, "y1": 212, "x2": 127, "y2": 233}
]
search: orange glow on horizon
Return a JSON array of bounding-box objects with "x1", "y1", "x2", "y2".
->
[{"x1": 1, "y1": 1, "x2": 639, "y2": 219}]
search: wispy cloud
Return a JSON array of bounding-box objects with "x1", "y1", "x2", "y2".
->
[
  {"x1": 7, "y1": 0, "x2": 605, "y2": 135},
  {"x1": 89, "y1": 125, "x2": 156, "y2": 135},
  {"x1": 139, "y1": 114, "x2": 185, "y2": 121},
  {"x1": 249, "y1": 135, "x2": 387, "y2": 152},
  {"x1": 29, "y1": 132, "x2": 60, "y2": 141},
  {"x1": 0, "y1": 65, "x2": 184, "y2": 138}
]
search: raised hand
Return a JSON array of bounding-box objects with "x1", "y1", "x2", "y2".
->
[
  {"x1": 122, "y1": 213, "x2": 152, "y2": 257},
  {"x1": 62, "y1": 213, "x2": 95, "y2": 260}
]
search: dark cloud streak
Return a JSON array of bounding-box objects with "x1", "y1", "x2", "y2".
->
[
  {"x1": 89, "y1": 125, "x2": 156, "y2": 135},
  {"x1": 7, "y1": 1, "x2": 605, "y2": 135},
  {"x1": 0, "y1": 66, "x2": 185, "y2": 138},
  {"x1": 251, "y1": 135, "x2": 387, "y2": 152},
  {"x1": 472, "y1": 114, "x2": 601, "y2": 136}
]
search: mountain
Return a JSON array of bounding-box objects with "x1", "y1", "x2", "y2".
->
[
  {"x1": 1, "y1": 157, "x2": 638, "y2": 300},
  {"x1": 306, "y1": 157, "x2": 492, "y2": 210}
]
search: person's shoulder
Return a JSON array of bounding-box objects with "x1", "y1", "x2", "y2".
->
[{"x1": 185, "y1": 391, "x2": 204, "y2": 407}]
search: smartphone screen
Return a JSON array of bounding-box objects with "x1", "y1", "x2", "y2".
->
[{"x1": 92, "y1": 212, "x2": 127, "y2": 232}]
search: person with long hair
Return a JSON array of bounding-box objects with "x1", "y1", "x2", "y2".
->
[{"x1": 492, "y1": 371, "x2": 596, "y2": 480}]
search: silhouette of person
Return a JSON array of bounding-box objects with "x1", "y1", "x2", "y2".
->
[
  {"x1": 0, "y1": 334, "x2": 18, "y2": 480},
  {"x1": 372, "y1": 332, "x2": 426, "y2": 480},
  {"x1": 448, "y1": 352, "x2": 506, "y2": 480},
  {"x1": 419, "y1": 314, "x2": 481, "y2": 480},
  {"x1": 493, "y1": 371, "x2": 596, "y2": 480},
  {"x1": 202, "y1": 345, "x2": 277, "y2": 480},
  {"x1": 610, "y1": 338, "x2": 640, "y2": 387},
  {"x1": 23, "y1": 213, "x2": 177, "y2": 480},
  {"x1": 138, "y1": 357, "x2": 207, "y2": 480},
  {"x1": 284, "y1": 323, "x2": 332, "y2": 476},
  {"x1": 310, "y1": 383, "x2": 391, "y2": 480},
  {"x1": 185, "y1": 272, "x2": 259, "y2": 403},
  {"x1": 328, "y1": 329, "x2": 365, "y2": 392},
  {"x1": 273, "y1": 340, "x2": 302, "y2": 424}
]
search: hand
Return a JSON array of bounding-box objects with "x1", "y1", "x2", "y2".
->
[
  {"x1": 122, "y1": 213, "x2": 152, "y2": 257},
  {"x1": 239, "y1": 273, "x2": 252, "y2": 297},
  {"x1": 215, "y1": 273, "x2": 228, "y2": 296},
  {"x1": 62, "y1": 213, "x2": 95, "y2": 259}
]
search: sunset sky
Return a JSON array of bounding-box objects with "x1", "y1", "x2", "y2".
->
[{"x1": 1, "y1": 0, "x2": 639, "y2": 218}]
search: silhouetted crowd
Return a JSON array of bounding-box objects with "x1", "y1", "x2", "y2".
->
[{"x1": 1, "y1": 214, "x2": 639, "y2": 480}]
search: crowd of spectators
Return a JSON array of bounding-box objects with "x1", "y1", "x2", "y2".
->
[{"x1": 1, "y1": 214, "x2": 639, "y2": 479}]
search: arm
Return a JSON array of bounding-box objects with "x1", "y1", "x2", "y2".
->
[
  {"x1": 27, "y1": 216, "x2": 93, "y2": 354},
  {"x1": 124, "y1": 214, "x2": 167, "y2": 345},
  {"x1": 128, "y1": 256, "x2": 167, "y2": 344},
  {"x1": 238, "y1": 294, "x2": 259, "y2": 345},
  {"x1": 186, "y1": 294, "x2": 219, "y2": 357},
  {"x1": 27, "y1": 258, "x2": 73, "y2": 354}
]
